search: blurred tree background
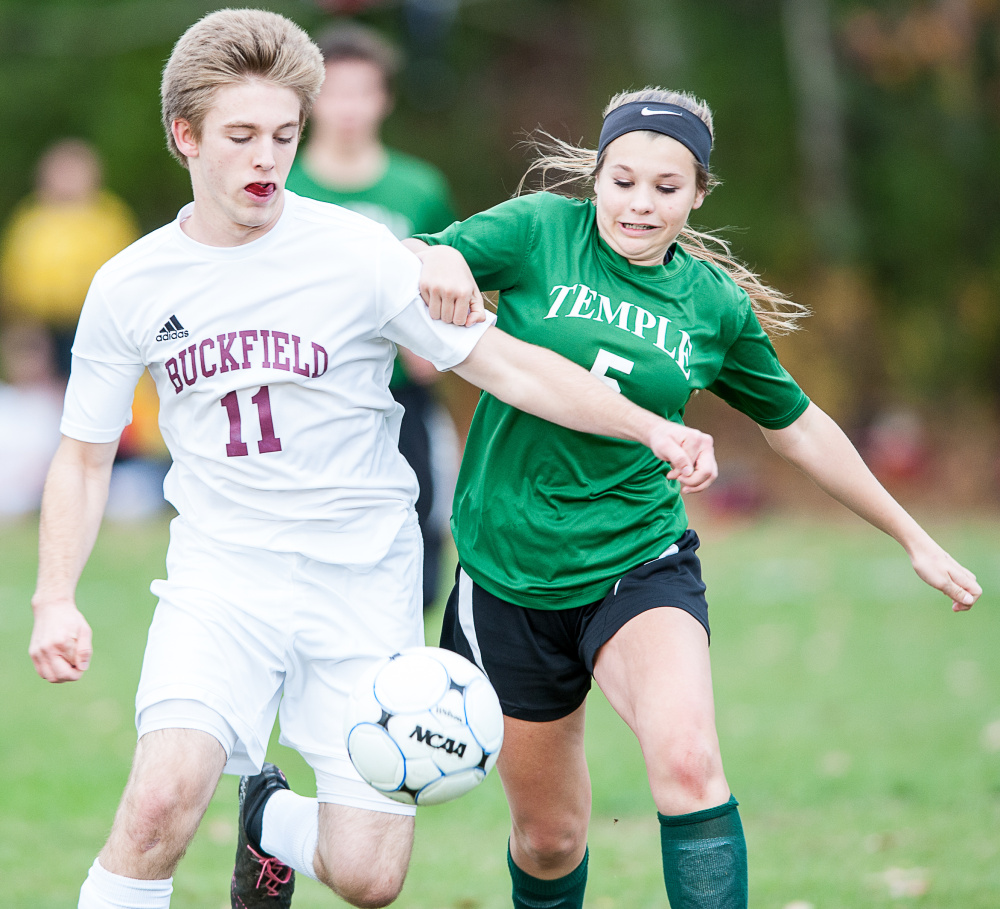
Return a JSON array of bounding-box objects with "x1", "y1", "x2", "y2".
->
[{"x1": 1, "y1": 0, "x2": 998, "y2": 508}]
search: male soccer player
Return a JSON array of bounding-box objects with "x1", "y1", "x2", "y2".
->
[{"x1": 27, "y1": 9, "x2": 715, "y2": 909}]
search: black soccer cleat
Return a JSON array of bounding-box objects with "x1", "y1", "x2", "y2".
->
[{"x1": 231, "y1": 762, "x2": 295, "y2": 908}]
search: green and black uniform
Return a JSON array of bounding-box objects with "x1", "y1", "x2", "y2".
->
[
  {"x1": 419, "y1": 190, "x2": 807, "y2": 909},
  {"x1": 418, "y1": 191, "x2": 808, "y2": 608}
]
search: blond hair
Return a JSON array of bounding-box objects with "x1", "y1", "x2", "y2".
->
[
  {"x1": 518, "y1": 87, "x2": 808, "y2": 336},
  {"x1": 161, "y1": 8, "x2": 325, "y2": 168}
]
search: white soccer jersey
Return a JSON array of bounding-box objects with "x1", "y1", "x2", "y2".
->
[{"x1": 62, "y1": 191, "x2": 494, "y2": 565}]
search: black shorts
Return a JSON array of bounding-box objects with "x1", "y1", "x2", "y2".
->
[{"x1": 439, "y1": 530, "x2": 708, "y2": 722}]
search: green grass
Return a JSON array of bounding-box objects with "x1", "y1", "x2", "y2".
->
[{"x1": 2, "y1": 513, "x2": 998, "y2": 908}]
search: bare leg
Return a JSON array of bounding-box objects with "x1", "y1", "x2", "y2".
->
[
  {"x1": 100, "y1": 728, "x2": 227, "y2": 879},
  {"x1": 313, "y1": 802, "x2": 415, "y2": 908},
  {"x1": 593, "y1": 607, "x2": 729, "y2": 814},
  {"x1": 595, "y1": 607, "x2": 747, "y2": 909},
  {"x1": 498, "y1": 702, "x2": 590, "y2": 880}
]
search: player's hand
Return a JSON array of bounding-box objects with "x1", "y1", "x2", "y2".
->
[
  {"x1": 29, "y1": 599, "x2": 93, "y2": 683},
  {"x1": 648, "y1": 422, "x2": 718, "y2": 494},
  {"x1": 907, "y1": 539, "x2": 982, "y2": 612},
  {"x1": 416, "y1": 245, "x2": 487, "y2": 327}
]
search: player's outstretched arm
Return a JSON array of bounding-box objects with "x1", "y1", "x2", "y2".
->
[
  {"x1": 761, "y1": 402, "x2": 982, "y2": 612},
  {"x1": 452, "y1": 326, "x2": 717, "y2": 491},
  {"x1": 29, "y1": 436, "x2": 118, "y2": 683},
  {"x1": 402, "y1": 238, "x2": 487, "y2": 327}
]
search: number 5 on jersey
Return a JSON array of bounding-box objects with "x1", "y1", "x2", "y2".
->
[
  {"x1": 590, "y1": 349, "x2": 634, "y2": 393},
  {"x1": 220, "y1": 386, "x2": 282, "y2": 456}
]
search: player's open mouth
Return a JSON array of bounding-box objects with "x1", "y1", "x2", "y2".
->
[
  {"x1": 621, "y1": 222, "x2": 656, "y2": 231},
  {"x1": 246, "y1": 182, "x2": 276, "y2": 198}
]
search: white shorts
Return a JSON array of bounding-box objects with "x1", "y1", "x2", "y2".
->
[{"x1": 135, "y1": 514, "x2": 424, "y2": 814}]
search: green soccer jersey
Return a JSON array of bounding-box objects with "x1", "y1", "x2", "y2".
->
[
  {"x1": 286, "y1": 149, "x2": 456, "y2": 240},
  {"x1": 416, "y1": 192, "x2": 809, "y2": 609}
]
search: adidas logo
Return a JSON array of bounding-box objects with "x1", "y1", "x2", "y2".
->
[{"x1": 155, "y1": 315, "x2": 189, "y2": 342}]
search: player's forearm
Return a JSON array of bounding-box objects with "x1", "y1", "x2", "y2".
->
[
  {"x1": 454, "y1": 328, "x2": 663, "y2": 446},
  {"x1": 761, "y1": 403, "x2": 931, "y2": 555},
  {"x1": 32, "y1": 437, "x2": 117, "y2": 608}
]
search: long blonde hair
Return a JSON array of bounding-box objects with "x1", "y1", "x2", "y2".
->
[{"x1": 517, "y1": 88, "x2": 809, "y2": 336}]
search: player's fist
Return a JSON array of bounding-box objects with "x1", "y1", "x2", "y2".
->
[
  {"x1": 649, "y1": 421, "x2": 717, "y2": 494},
  {"x1": 413, "y1": 244, "x2": 487, "y2": 326},
  {"x1": 29, "y1": 599, "x2": 93, "y2": 683}
]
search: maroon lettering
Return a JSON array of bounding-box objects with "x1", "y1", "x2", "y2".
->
[
  {"x1": 199, "y1": 338, "x2": 217, "y2": 377},
  {"x1": 178, "y1": 344, "x2": 198, "y2": 386},
  {"x1": 220, "y1": 386, "x2": 282, "y2": 457},
  {"x1": 220, "y1": 391, "x2": 249, "y2": 457},
  {"x1": 260, "y1": 329, "x2": 272, "y2": 368},
  {"x1": 240, "y1": 330, "x2": 258, "y2": 369},
  {"x1": 178, "y1": 329, "x2": 327, "y2": 386},
  {"x1": 311, "y1": 342, "x2": 328, "y2": 378},
  {"x1": 272, "y1": 331, "x2": 290, "y2": 371},
  {"x1": 252, "y1": 386, "x2": 282, "y2": 453},
  {"x1": 291, "y1": 335, "x2": 310, "y2": 377},
  {"x1": 165, "y1": 358, "x2": 183, "y2": 394},
  {"x1": 217, "y1": 332, "x2": 240, "y2": 373}
]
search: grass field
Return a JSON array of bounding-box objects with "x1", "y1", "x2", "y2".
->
[{"x1": 2, "y1": 512, "x2": 997, "y2": 908}]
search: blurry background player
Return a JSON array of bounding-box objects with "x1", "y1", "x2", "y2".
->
[
  {"x1": 0, "y1": 138, "x2": 139, "y2": 379},
  {"x1": 287, "y1": 22, "x2": 456, "y2": 610}
]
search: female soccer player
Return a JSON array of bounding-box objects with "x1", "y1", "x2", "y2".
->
[{"x1": 407, "y1": 88, "x2": 982, "y2": 909}]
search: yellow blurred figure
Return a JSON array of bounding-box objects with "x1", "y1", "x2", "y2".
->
[{"x1": 0, "y1": 138, "x2": 139, "y2": 375}]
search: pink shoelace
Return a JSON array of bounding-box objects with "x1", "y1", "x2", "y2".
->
[{"x1": 248, "y1": 846, "x2": 293, "y2": 897}]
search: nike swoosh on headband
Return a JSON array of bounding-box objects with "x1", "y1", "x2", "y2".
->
[{"x1": 597, "y1": 100, "x2": 712, "y2": 167}]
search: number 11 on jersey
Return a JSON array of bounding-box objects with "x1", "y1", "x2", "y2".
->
[{"x1": 220, "y1": 386, "x2": 282, "y2": 457}]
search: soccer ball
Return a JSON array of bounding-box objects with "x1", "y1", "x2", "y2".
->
[{"x1": 344, "y1": 646, "x2": 504, "y2": 806}]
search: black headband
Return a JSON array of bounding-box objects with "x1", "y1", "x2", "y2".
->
[{"x1": 597, "y1": 101, "x2": 712, "y2": 169}]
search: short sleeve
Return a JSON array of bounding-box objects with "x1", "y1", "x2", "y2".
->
[
  {"x1": 708, "y1": 308, "x2": 810, "y2": 429},
  {"x1": 72, "y1": 276, "x2": 144, "y2": 365},
  {"x1": 60, "y1": 275, "x2": 145, "y2": 441},
  {"x1": 61, "y1": 356, "x2": 144, "y2": 442},
  {"x1": 373, "y1": 226, "x2": 496, "y2": 370},
  {"x1": 381, "y1": 299, "x2": 496, "y2": 372},
  {"x1": 413, "y1": 195, "x2": 540, "y2": 292}
]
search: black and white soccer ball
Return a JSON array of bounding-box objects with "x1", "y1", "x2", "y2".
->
[{"x1": 344, "y1": 646, "x2": 504, "y2": 806}]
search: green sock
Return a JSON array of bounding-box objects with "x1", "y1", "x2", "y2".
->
[
  {"x1": 658, "y1": 795, "x2": 748, "y2": 909},
  {"x1": 508, "y1": 843, "x2": 588, "y2": 909}
]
